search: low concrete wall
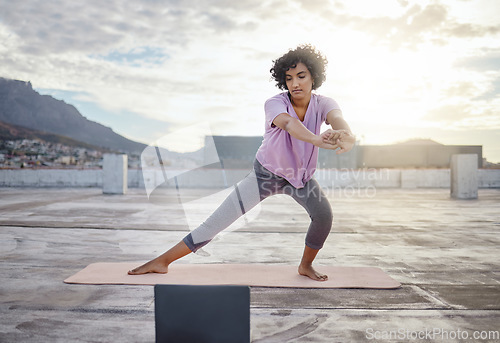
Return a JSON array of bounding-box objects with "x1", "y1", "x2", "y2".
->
[
  {"x1": 478, "y1": 169, "x2": 500, "y2": 188},
  {"x1": 0, "y1": 168, "x2": 499, "y2": 189},
  {"x1": 0, "y1": 169, "x2": 102, "y2": 187}
]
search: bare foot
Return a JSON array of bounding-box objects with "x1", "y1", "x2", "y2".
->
[
  {"x1": 128, "y1": 241, "x2": 193, "y2": 275},
  {"x1": 298, "y1": 264, "x2": 328, "y2": 281},
  {"x1": 128, "y1": 258, "x2": 169, "y2": 275}
]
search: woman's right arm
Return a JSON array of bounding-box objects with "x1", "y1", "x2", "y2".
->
[{"x1": 272, "y1": 113, "x2": 339, "y2": 150}]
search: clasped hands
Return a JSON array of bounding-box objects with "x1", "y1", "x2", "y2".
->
[{"x1": 317, "y1": 129, "x2": 355, "y2": 154}]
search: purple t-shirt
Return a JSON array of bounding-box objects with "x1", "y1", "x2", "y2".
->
[{"x1": 255, "y1": 92, "x2": 342, "y2": 188}]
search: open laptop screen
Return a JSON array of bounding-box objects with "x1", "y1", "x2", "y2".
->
[{"x1": 154, "y1": 284, "x2": 250, "y2": 343}]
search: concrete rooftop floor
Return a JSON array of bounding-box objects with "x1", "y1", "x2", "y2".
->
[{"x1": 0, "y1": 186, "x2": 499, "y2": 342}]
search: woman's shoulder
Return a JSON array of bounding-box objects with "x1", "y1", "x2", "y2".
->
[
  {"x1": 264, "y1": 92, "x2": 290, "y2": 108},
  {"x1": 266, "y1": 92, "x2": 289, "y2": 102}
]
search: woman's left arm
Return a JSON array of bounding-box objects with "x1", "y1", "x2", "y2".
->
[
  {"x1": 324, "y1": 109, "x2": 356, "y2": 154},
  {"x1": 326, "y1": 109, "x2": 352, "y2": 133}
]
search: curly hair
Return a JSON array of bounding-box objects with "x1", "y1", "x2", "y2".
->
[{"x1": 270, "y1": 44, "x2": 328, "y2": 91}]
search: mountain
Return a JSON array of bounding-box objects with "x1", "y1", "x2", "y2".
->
[
  {"x1": 0, "y1": 77, "x2": 146, "y2": 153},
  {"x1": 0, "y1": 120, "x2": 110, "y2": 151}
]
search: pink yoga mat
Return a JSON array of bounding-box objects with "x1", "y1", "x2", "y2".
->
[{"x1": 64, "y1": 263, "x2": 401, "y2": 289}]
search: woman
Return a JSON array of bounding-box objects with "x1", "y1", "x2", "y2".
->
[{"x1": 129, "y1": 44, "x2": 355, "y2": 281}]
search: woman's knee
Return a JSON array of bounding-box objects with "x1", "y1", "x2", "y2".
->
[{"x1": 310, "y1": 201, "x2": 333, "y2": 226}]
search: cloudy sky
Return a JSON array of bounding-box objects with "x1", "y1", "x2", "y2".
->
[{"x1": 1, "y1": 0, "x2": 499, "y2": 162}]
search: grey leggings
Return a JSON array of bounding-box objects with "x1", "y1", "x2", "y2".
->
[{"x1": 183, "y1": 159, "x2": 333, "y2": 252}]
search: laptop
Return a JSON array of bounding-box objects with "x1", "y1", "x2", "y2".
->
[{"x1": 154, "y1": 284, "x2": 250, "y2": 343}]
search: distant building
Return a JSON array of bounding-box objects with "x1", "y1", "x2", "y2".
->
[
  {"x1": 359, "y1": 139, "x2": 482, "y2": 168},
  {"x1": 206, "y1": 136, "x2": 482, "y2": 169},
  {"x1": 55, "y1": 156, "x2": 76, "y2": 165}
]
